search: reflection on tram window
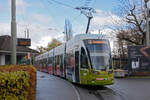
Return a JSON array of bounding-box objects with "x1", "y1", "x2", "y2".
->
[
  {"x1": 84, "y1": 39, "x2": 111, "y2": 70},
  {"x1": 81, "y1": 48, "x2": 88, "y2": 69}
]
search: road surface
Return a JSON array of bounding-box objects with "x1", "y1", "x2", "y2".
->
[
  {"x1": 106, "y1": 78, "x2": 150, "y2": 100},
  {"x1": 36, "y1": 71, "x2": 150, "y2": 100}
]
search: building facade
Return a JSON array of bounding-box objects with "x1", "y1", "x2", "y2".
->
[{"x1": 0, "y1": 35, "x2": 39, "y2": 65}]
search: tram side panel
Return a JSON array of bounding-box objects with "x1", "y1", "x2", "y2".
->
[
  {"x1": 61, "y1": 44, "x2": 66, "y2": 78},
  {"x1": 54, "y1": 44, "x2": 66, "y2": 77},
  {"x1": 48, "y1": 56, "x2": 54, "y2": 75},
  {"x1": 40, "y1": 60, "x2": 42, "y2": 72},
  {"x1": 54, "y1": 55, "x2": 57, "y2": 75},
  {"x1": 65, "y1": 50, "x2": 75, "y2": 82},
  {"x1": 44, "y1": 58, "x2": 47, "y2": 73},
  {"x1": 65, "y1": 39, "x2": 78, "y2": 83},
  {"x1": 56, "y1": 55, "x2": 61, "y2": 76},
  {"x1": 51, "y1": 50, "x2": 54, "y2": 75},
  {"x1": 60, "y1": 54, "x2": 64, "y2": 77},
  {"x1": 54, "y1": 51, "x2": 61, "y2": 76},
  {"x1": 41, "y1": 60, "x2": 43, "y2": 72}
]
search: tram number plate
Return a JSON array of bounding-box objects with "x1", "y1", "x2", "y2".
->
[{"x1": 96, "y1": 78, "x2": 104, "y2": 80}]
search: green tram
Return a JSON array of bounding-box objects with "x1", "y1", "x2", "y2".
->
[{"x1": 35, "y1": 34, "x2": 114, "y2": 86}]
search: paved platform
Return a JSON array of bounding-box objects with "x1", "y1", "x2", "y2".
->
[{"x1": 36, "y1": 71, "x2": 79, "y2": 100}]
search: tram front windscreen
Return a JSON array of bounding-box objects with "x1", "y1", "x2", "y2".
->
[{"x1": 84, "y1": 39, "x2": 111, "y2": 70}]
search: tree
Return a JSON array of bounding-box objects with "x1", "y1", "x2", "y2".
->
[
  {"x1": 37, "y1": 38, "x2": 62, "y2": 54},
  {"x1": 110, "y1": 0, "x2": 147, "y2": 69},
  {"x1": 110, "y1": 0, "x2": 147, "y2": 58},
  {"x1": 45, "y1": 38, "x2": 62, "y2": 51},
  {"x1": 113, "y1": 0, "x2": 146, "y2": 45},
  {"x1": 37, "y1": 46, "x2": 45, "y2": 54}
]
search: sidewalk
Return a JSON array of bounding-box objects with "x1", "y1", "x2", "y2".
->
[{"x1": 36, "y1": 71, "x2": 78, "y2": 100}]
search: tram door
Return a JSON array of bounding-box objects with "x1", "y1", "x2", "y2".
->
[{"x1": 75, "y1": 51, "x2": 80, "y2": 83}]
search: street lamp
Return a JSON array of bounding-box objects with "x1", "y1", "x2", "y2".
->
[
  {"x1": 144, "y1": 0, "x2": 150, "y2": 46},
  {"x1": 11, "y1": 0, "x2": 17, "y2": 64}
]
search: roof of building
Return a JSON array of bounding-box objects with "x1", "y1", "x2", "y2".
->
[{"x1": 0, "y1": 35, "x2": 39, "y2": 54}]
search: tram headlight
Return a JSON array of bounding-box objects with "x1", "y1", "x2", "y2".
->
[{"x1": 92, "y1": 80, "x2": 95, "y2": 83}]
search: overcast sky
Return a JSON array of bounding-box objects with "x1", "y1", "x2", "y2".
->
[{"x1": 0, "y1": 0, "x2": 120, "y2": 49}]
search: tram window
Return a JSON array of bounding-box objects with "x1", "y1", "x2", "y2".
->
[
  {"x1": 81, "y1": 48, "x2": 88, "y2": 69},
  {"x1": 61, "y1": 55, "x2": 63, "y2": 63},
  {"x1": 56, "y1": 56, "x2": 59, "y2": 65},
  {"x1": 66, "y1": 53, "x2": 70, "y2": 67},
  {"x1": 59, "y1": 55, "x2": 61, "y2": 65},
  {"x1": 59, "y1": 55, "x2": 61, "y2": 64},
  {"x1": 60, "y1": 55, "x2": 63, "y2": 66},
  {"x1": 54, "y1": 56, "x2": 57, "y2": 65},
  {"x1": 44, "y1": 59, "x2": 46, "y2": 64},
  {"x1": 66, "y1": 53, "x2": 73, "y2": 68},
  {"x1": 49, "y1": 57, "x2": 52, "y2": 64}
]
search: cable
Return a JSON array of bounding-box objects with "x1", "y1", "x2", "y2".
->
[
  {"x1": 49, "y1": 0, "x2": 75, "y2": 9},
  {"x1": 91, "y1": 0, "x2": 96, "y2": 8},
  {"x1": 84, "y1": 0, "x2": 93, "y2": 7}
]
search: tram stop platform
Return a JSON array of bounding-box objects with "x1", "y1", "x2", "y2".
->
[{"x1": 36, "y1": 71, "x2": 79, "y2": 100}]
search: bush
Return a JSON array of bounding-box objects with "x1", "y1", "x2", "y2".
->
[{"x1": 0, "y1": 65, "x2": 37, "y2": 100}]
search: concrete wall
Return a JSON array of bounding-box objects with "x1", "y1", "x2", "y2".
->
[{"x1": 0, "y1": 55, "x2": 5, "y2": 65}]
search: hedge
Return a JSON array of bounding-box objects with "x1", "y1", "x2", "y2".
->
[{"x1": 0, "y1": 65, "x2": 37, "y2": 100}]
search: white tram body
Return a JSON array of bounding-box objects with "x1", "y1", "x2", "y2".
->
[{"x1": 35, "y1": 34, "x2": 114, "y2": 86}]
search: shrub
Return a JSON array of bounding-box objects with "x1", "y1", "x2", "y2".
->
[{"x1": 0, "y1": 65, "x2": 37, "y2": 100}]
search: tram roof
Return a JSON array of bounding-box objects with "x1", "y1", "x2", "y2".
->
[
  {"x1": 70, "y1": 34, "x2": 108, "y2": 42},
  {"x1": 48, "y1": 50, "x2": 53, "y2": 57},
  {"x1": 35, "y1": 34, "x2": 108, "y2": 60},
  {"x1": 54, "y1": 43, "x2": 65, "y2": 55}
]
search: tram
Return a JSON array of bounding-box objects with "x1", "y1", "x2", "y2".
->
[{"x1": 34, "y1": 34, "x2": 114, "y2": 86}]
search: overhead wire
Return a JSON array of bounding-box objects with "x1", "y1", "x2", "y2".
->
[
  {"x1": 45, "y1": 0, "x2": 84, "y2": 30},
  {"x1": 84, "y1": 0, "x2": 93, "y2": 7},
  {"x1": 39, "y1": 0, "x2": 64, "y2": 32},
  {"x1": 45, "y1": 0, "x2": 92, "y2": 34},
  {"x1": 49, "y1": 0, "x2": 75, "y2": 9},
  {"x1": 91, "y1": 0, "x2": 96, "y2": 9}
]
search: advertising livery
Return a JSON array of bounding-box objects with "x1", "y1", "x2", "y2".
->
[
  {"x1": 35, "y1": 34, "x2": 114, "y2": 86},
  {"x1": 128, "y1": 46, "x2": 150, "y2": 75}
]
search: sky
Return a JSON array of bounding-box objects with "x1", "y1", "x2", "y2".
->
[{"x1": 0, "y1": 0, "x2": 120, "y2": 49}]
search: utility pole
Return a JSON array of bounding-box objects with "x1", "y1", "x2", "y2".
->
[
  {"x1": 11, "y1": 0, "x2": 17, "y2": 64},
  {"x1": 145, "y1": 0, "x2": 150, "y2": 46}
]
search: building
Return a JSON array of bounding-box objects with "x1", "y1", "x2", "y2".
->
[{"x1": 0, "y1": 35, "x2": 39, "y2": 65}]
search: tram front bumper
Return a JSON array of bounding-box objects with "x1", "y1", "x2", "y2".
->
[{"x1": 88, "y1": 75, "x2": 114, "y2": 86}]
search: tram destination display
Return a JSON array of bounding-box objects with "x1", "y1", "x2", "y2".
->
[{"x1": 128, "y1": 46, "x2": 150, "y2": 75}]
